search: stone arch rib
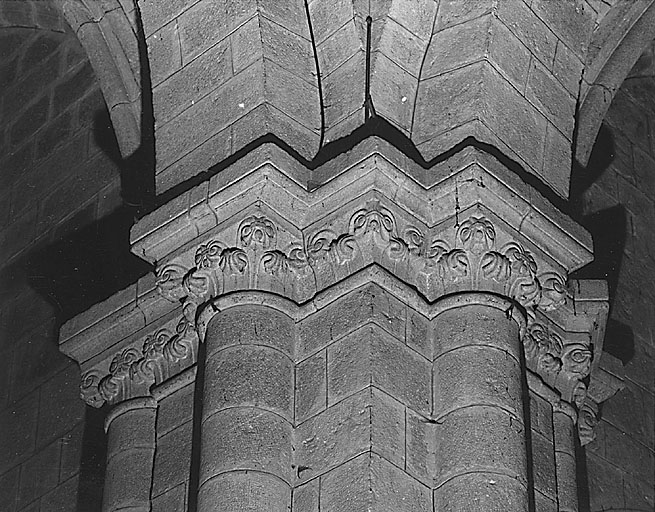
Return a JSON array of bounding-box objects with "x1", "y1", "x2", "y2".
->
[
  {"x1": 58, "y1": 0, "x2": 144, "y2": 159},
  {"x1": 576, "y1": 0, "x2": 655, "y2": 166}
]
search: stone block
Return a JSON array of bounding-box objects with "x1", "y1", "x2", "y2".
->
[
  {"x1": 433, "y1": 345, "x2": 523, "y2": 418},
  {"x1": 10, "y1": 322, "x2": 65, "y2": 401},
  {"x1": 378, "y1": 17, "x2": 425, "y2": 77},
  {"x1": 434, "y1": 472, "x2": 528, "y2": 511},
  {"x1": 152, "y1": 483, "x2": 186, "y2": 512},
  {"x1": 531, "y1": 0, "x2": 593, "y2": 60},
  {"x1": 531, "y1": 433, "x2": 556, "y2": 499},
  {"x1": 205, "y1": 306, "x2": 294, "y2": 356},
  {"x1": 487, "y1": 66, "x2": 549, "y2": 175},
  {"x1": 201, "y1": 408, "x2": 293, "y2": 483},
  {"x1": 152, "y1": 421, "x2": 193, "y2": 496},
  {"x1": 259, "y1": 0, "x2": 309, "y2": 38},
  {"x1": 39, "y1": 474, "x2": 79, "y2": 512},
  {"x1": 605, "y1": 91, "x2": 651, "y2": 153},
  {"x1": 148, "y1": 20, "x2": 182, "y2": 86},
  {"x1": 370, "y1": 388, "x2": 405, "y2": 467},
  {"x1": 319, "y1": 454, "x2": 370, "y2": 512},
  {"x1": 204, "y1": 345, "x2": 294, "y2": 419},
  {"x1": 10, "y1": 96, "x2": 49, "y2": 148},
  {"x1": 0, "y1": 466, "x2": 19, "y2": 512},
  {"x1": 225, "y1": 0, "x2": 258, "y2": 30},
  {"x1": 22, "y1": 33, "x2": 61, "y2": 69},
  {"x1": 153, "y1": 37, "x2": 232, "y2": 126},
  {"x1": 157, "y1": 381, "x2": 195, "y2": 437},
  {"x1": 59, "y1": 422, "x2": 84, "y2": 483},
  {"x1": 308, "y1": 0, "x2": 355, "y2": 44},
  {"x1": 436, "y1": 406, "x2": 526, "y2": 485},
  {"x1": 389, "y1": 0, "x2": 437, "y2": 40},
  {"x1": 17, "y1": 439, "x2": 61, "y2": 509},
  {"x1": 261, "y1": 18, "x2": 315, "y2": 80},
  {"x1": 322, "y1": 52, "x2": 365, "y2": 128},
  {"x1": 602, "y1": 380, "x2": 653, "y2": 447},
  {"x1": 534, "y1": 490, "x2": 557, "y2": 512},
  {"x1": 497, "y1": 0, "x2": 558, "y2": 68},
  {"x1": 198, "y1": 471, "x2": 290, "y2": 512},
  {"x1": 553, "y1": 41, "x2": 584, "y2": 96},
  {"x1": 156, "y1": 125, "x2": 231, "y2": 193},
  {"x1": 604, "y1": 422, "x2": 654, "y2": 479},
  {"x1": 529, "y1": 391, "x2": 553, "y2": 441},
  {"x1": 230, "y1": 16, "x2": 263, "y2": 73},
  {"x1": 623, "y1": 473, "x2": 655, "y2": 512},
  {"x1": 139, "y1": 0, "x2": 197, "y2": 37},
  {"x1": 295, "y1": 349, "x2": 327, "y2": 423},
  {"x1": 5, "y1": 50, "x2": 60, "y2": 122},
  {"x1": 407, "y1": 309, "x2": 430, "y2": 359},
  {"x1": 423, "y1": 15, "x2": 490, "y2": 80},
  {"x1": 35, "y1": 112, "x2": 73, "y2": 161},
  {"x1": 295, "y1": 390, "x2": 371, "y2": 479},
  {"x1": 370, "y1": 53, "x2": 415, "y2": 133},
  {"x1": 413, "y1": 62, "x2": 484, "y2": 146},
  {"x1": 316, "y1": 21, "x2": 360, "y2": 76},
  {"x1": 369, "y1": 454, "x2": 432, "y2": 512},
  {"x1": 177, "y1": 0, "x2": 228, "y2": 62},
  {"x1": 432, "y1": 303, "x2": 521, "y2": 358},
  {"x1": 327, "y1": 325, "x2": 431, "y2": 413},
  {"x1": 103, "y1": 448, "x2": 155, "y2": 511},
  {"x1": 406, "y1": 408, "x2": 437, "y2": 485},
  {"x1": 526, "y1": 59, "x2": 576, "y2": 137},
  {"x1": 586, "y1": 453, "x2": 625, "y2": 511},
  {"x1": 107, "y1": 406, "x2": 156, "y2": 458},
  {"x1": 542, "y1": 122, "x2": 572, "y2": 198},
  {"x1": 292, "y1": 479, "x2": 319, "y2": 512},
  {"x1": 488, "y1": 17, "x2": 531, "y2": 91},
  {"x1": 320, "y1": 453, "x2": 431, "y2": 512},
  {"x1": 264, "y1": 60, "x2": 321, "y2": 133},
  {"x1": 436, "y1": 0, "x2": 493, "y2": 30},
  {"x1": 53, "y1": 62, "x2": 96, "y2": 119},
  {"x1": 155, "y1": 59, "x2": 265, "y2": 170}
]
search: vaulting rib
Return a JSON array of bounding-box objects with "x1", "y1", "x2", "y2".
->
[{"x1": 148, "y1": 0, "x2": 322, "y2": 192}]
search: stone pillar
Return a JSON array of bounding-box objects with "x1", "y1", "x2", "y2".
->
[
  {"x1": 553, "y1": 404, "x2": 579, "y2": 512},
  {"x1": 432, "y1": 293, "x2": 529, "y2": 511},
  {"x1": 197, "y1": 305, "x2": 295, "y2": 512},
  {"x1": 103, "y1": 397, "x2": 157, "y2": 512}
]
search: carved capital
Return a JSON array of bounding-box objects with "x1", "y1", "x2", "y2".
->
[{"x1": 79, "y1": 314, "x2": 199, "y2": 407}]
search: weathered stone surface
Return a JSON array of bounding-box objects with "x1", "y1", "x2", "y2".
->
[
  {"x1": 152, "y1": 421, "x2": 193, "y2": 496},
  {"x1": 204, "y1": 345, "x2": 293, "y2": 418},
  {"x1": 327, "y1": 325, "x2": 430, "y2": 413},
  {"x1": 295, "y1": 349, "x2": 327, "y2": 422},
  {"x1": 198, "y1": 471, "x2": 290, "y2": 512}
]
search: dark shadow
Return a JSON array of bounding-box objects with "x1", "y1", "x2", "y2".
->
[
  {"x1": 76, "y1": 405, "x2": 108, "y2": 511},
  {"x1": 158, "y1": 114, "x2": 573, "y2": 218},
  {"x1": 576, "y1": 442, "x2": 591, "y2": 512},
  {"x1": 20, "y1": 205, "x2": 151, "y2": 321},
  {"x1": 186, "y1": 347, "x2": 206, "y2": 512}
]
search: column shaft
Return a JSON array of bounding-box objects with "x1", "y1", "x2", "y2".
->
[
  {"x1": 197, "y1": 306, "x2": 295, "y2": 512},
  {"x1": 554, "y1": 406, "x2": 579, "y2": 512},
  {"x1": 103, "y1": 398, "x2": 157, "y2": 512},
  {"x1": 432, "y1": 294, "x2": 529, "y2": 512}
]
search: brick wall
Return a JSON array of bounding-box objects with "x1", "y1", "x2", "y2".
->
[
  {"x1": 0, "y1": 25, "x2": 126, "y2": 512},
  {"x1": 580, "y1": 41, "x2": 655, "y2": 512}
]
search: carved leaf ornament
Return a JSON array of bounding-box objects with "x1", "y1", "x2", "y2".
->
[{"x1": 84, "y1": 202, "x2": 580, "y2": 408}]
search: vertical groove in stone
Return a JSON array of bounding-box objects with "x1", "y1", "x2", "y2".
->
[
  {"x1": 431, "y1": 294, "x2": 530, "y2": 512},
  {"x1": 553, "y1": 406, "x2": 579, "y2": 512},
  {"x1": 197, "y1": 306, "x2": 295, "y2": 512},
  {"x1": 102, "y1": 397, "x2": 158, "y2": 512}
]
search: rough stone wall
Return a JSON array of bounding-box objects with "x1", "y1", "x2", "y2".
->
[
  {"x1": 0, "y1": 25, "x2": 125, "y2": 512},
  {"x1": 580, "y1": 42, "x2": 655, "y2": 512}
]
